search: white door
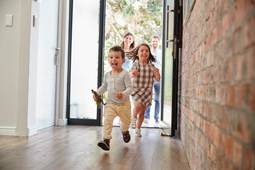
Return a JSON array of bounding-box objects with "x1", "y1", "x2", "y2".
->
[{"x1": 36, "y1": 0, "x2": 59, "y2": 129}]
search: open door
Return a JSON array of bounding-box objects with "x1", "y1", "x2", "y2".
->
[
  {"x1": 66, "y1": 0, "x2": 106, "y2": 125},
  {"x1": 161, "y1": 0, "x2": 182, "y2": 137},
  {"x1": 36, "y1": 0, "x2": 59, "y2": 129},
  {"x1": 160, "y1": 0, "x2": 174, "y2": 129},
  {"x1": 162, "y1": 0, "x2": 182, "y2": 136}
]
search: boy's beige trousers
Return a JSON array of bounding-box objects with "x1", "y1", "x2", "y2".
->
[{"x1": 103, "y1": 101, "x2": 131, "y2": 139}]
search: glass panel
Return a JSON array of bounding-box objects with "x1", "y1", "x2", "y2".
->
[
  {"x1": 163, "y1": 0, "x2": 174, "y2": 126},
  {"x1": 70, "y1": 1, "x2": 100, "y2": 119},
  {"x1": 167, "y1": 2, "x2": 174, "y2": 42},
  {"x1": 163, "y1": 41, "x2": 173, "y2": 125}
]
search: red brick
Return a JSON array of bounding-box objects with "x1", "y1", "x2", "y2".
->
[
  {"x1": 204, "y1": 121, "x2": 211, "y2": 139},
  {"x1": 208, "y1": 143, "x2": 217, "y2": 161},
  {"x1": 208, "y1": 86, "x2": 216, "y2": 101},
  {"x1": 201, "y1": 86, "x2": 207, "y2": 99},
  {"x1": 221, "y1": 10, "x2": 235, "y2": 36},
  {"x1": 218, "y1": 157, "x2": 236, "y2": 170},
  {"x1": 198, "y1": 101, "x2": 203, "y2": 114},
  {"x1": 232, "y1": 141, "x2": 243, "y2": 167},
  {"x1": 242, "y1": 148, "x2": 255, "y2": 170},
  {"x1": 215, "y1": 107, "x2": 229, "y2": 130},
  {"x1": 199, "y1": 118, "x2": 205, "y2": 132},
  {"x1": 232, "y1": 27, "x2": 243, "y2": 55},
  {"x1": 222, "y1": 134, "x2": 234, "y2": 160},
  {"x1": 204, "y1": 30, "x2": 216, "y2": 52},
  {"x1": 233, "y1": 113, "x2": 251, "y2": 143},
  {"x1": 223, "y1": 59, "x2": 236, "y2": 82},
  {"x1": 246, "y1": 47, "x2": 255, "y2": 80},
  {"x1": 216, "y1": 85, "x2": 226, "y2": 104},
  {"x1": 235, "y1": 0, "x2": 255, "y2": 25},
  {"x1": 181, "y1": 1, "x2": 255, "y2": 170},
  {"x1": 225, "y1": 85, "x2": 236, "y2": 107},
  {"x1": 235, "y1": 83, "x2": 249, "y2": 110},
  {"x1": 211, "y1": 124, "x2": 221, "y2": 148},
  {"x1": 248, "y1": 84, "x2": 255, "y2": 112},
  {"x1": 235, "y1": 55, "x2": 246, "y2": 81},
  {"x1": 244, "y1": 17, "x2": 255, "y2": 49},
  {"x1": 224, "y1": 35, "x2": 234, "y2": 58},
  {"x1": 195, "y1": 114, "x2": 201, "y2": 128}
]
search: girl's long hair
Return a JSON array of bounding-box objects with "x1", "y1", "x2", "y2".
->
[{"x1": 130, "y1": 43, "x2": 156, "y2": 63}]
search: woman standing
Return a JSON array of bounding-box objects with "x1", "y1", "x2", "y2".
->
[{"x1": 121, "y1": 32, "x2": 135, "y2": 71}]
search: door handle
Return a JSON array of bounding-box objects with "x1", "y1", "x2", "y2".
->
[{"x1": 54, "y1": 47, "x2": 61, "y2": 66}]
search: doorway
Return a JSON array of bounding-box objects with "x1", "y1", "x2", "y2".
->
[
  {"x1": 66, "y1": 0, "x2": 177, "y2": 129},
  {"x1": 104, "y1": 0, "x2": 173, "y2": 128}
]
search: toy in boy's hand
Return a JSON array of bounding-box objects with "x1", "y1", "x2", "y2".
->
[{"x1": 91, "y1": 89, "x2": 106, "y2": 106}]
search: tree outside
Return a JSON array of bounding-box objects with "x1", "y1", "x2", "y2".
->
[
  {"x1": 104, "y1": 0, "x2": 163, "y2": 62},
  {"x1": 104, "y1": 0, "x2": 165, "y2": 127}
]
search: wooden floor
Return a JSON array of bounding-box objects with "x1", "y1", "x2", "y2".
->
[{"x1": 0, "y1": 126, "x2": 190, "y2": 170}]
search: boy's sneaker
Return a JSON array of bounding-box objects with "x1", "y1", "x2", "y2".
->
[
  {"x1": 97, "y1": 139, "x2": 110, "y2": 151},
  {"x1": 135, "y1": 128, "x2": 142, "y2": 137},
  {"x1": 131, "y1": 118, "x2": 137, "y2": 129},
  {"x1": 122, "y1": 131, "x2": 131, "y2": 143}
]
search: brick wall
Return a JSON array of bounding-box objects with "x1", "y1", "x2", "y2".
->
[{"x1": 181, "y1": 0, "x2": 255, "y2": 169}]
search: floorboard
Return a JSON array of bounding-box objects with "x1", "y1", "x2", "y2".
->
[{"x1": 0, "y1": 126, "x2": 190, "y2": 170}]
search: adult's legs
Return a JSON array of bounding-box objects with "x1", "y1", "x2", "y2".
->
[
  {"x1": 144, "y1": 106, "x2": 151, "y2": 119},
  {"x1": 153, "y1": 81, "x2": 160, "y2": 122},
  {"x1": 154, "y1": 100, "x2": 159, "y2": 122}
]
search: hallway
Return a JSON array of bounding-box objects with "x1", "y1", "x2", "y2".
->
[
  {"x1": 0, "y1": 126, "x2": 190, "y2": 170},
  {"x1": 0, "y1": 0, "x2": 255, "y2": 170}
]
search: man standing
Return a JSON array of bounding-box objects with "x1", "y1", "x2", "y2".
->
[{"x1": 144, "y1": 35, "x2": 161, "y2": 126}]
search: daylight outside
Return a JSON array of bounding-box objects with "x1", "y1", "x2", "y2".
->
[{"x1": 70, "y1": 0, "x2": 170, "y2": 126}]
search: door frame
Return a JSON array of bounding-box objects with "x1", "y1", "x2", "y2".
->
[
  {"x1": 66, "y1": 0, "x2": 106, "y2": 126},
  {"x1": 170, "y1": 0, "x2": 182, "y2": 137},
  {"x1": 160, "y1": 0, "x2": 167, "y2": 124},
  {"x1": 161, "y1": 0, "x2": 182, "y2": 137}
]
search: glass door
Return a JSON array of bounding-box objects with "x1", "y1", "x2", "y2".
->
[
  {"x1": 67, "y1": 0, "x2": 105, "y2": 125},
  {"x1": 161, "y1": 0, "x2": 182, "y2": 136},
  {"x1": 162, "y1": 0, "x2": 174, "y2": 127}
]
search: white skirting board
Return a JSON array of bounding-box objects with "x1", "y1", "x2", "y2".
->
[
  {"x1": 0, "y1": 126, "x2": 16, "y2": 136},
  {"x1": 56, "y1": 118, "x2": 67, "y2": 126}
]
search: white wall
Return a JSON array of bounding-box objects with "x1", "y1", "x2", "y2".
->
[
  {"x1": 0, "y1": 0, "x2": 69, "y2": 136},
  {"x1": 0, "y1": 0, "x2": 24, "y2": 135},
  {"x1": 0, "y1": 0, "x2": 39, "y2": 136}
]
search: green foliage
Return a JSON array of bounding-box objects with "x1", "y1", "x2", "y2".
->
[
  {"x1": 147, "y1": 0, "x2": 162, "y2": 13},
  {"x1": 105, "y1": 0, "x2": 163, "y2": 60},
  {"x1": 123, "y1": 5, "x2": 135, "y2": 16}
]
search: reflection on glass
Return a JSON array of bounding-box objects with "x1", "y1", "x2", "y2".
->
[
  {"x1": 70, "y1": 1, "x2": 100, "y2": 119},
  {"x1": 163, "y1": 45, "x2": 173, "y2": 125},
  {"x1": 163, "y1": 0, "x2": 174, "y2": 126}
]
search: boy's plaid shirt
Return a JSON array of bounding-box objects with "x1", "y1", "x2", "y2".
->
[{"x1": 131, "y1": 61, "x2": 155, "y2": 106}]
